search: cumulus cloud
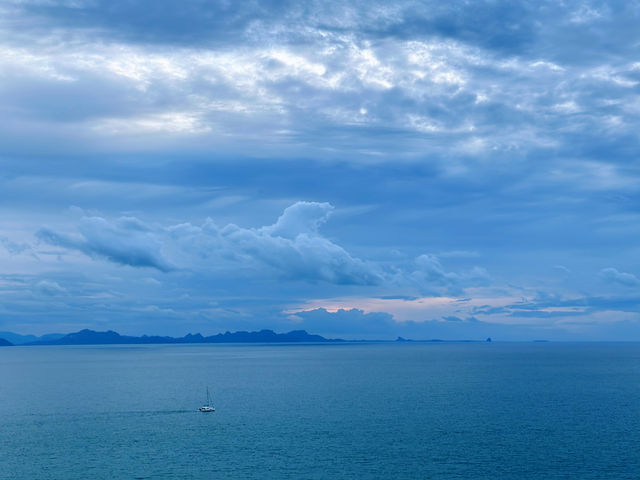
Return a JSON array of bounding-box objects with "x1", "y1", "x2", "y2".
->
[
  {"x1": 262, "y1": 202, "x2": 333, "y2": 239},
  {"x1": 168, "y1": 201, "x2": 384, "y2": 285},
  {"x1": 34, "y1": 202, "x2": 494, "y2": 291},
  {"x1": 220, "y1": 222, "x2": 383, "y2": 285},
  {"x1": 36, "y1": 202, "x2": 385, "y2": 285},
  {"x1": 599, "y1": 267, "x2": 640, "y2": 287}
]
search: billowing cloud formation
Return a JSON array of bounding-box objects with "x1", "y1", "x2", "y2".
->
[
  {"x1": 218, "y1": 223, "x2": 382, "y2": 285},
  {"x1": 196, "y1": 204, "x2": 383, "y2": 285},
  {"x1": 34, "y1": 201, "x2": 492, "y2": 290},
  {"x1": 263, "y1": 202, "x2": 333, "y2": 239},
  {"x1": 37, "y1": 202, "x2": 384, "y2": 285}
]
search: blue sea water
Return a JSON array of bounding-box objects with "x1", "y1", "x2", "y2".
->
[{"x1": 1, "y1": 342, "x2": 640, "y2": 479}]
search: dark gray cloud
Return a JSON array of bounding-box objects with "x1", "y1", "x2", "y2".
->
[
  {"x1": 14, "y1": 0, "x2": 293, "y2": 46},
  {"x1": 3, "y1": 0, "x2": 639, "y2": 168},
  {"x1": 36, "y1": 216, "x2": 175, "y2": 272}
]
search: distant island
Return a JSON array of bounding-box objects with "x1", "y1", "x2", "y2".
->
[
  {"x1": 0, "y1": 331, "x2": 65, "y2": 345},
  {"x1": 21, "y1": 328, "x2": 342, "y2": 346},
  {"x1": 0, "y1": 329, "x2": 501, "y2": 347},
  {"x1": 395, "y1": 336, "x2": 493, "y2": 343}
]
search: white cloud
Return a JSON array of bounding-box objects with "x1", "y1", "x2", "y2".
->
[
  {"x1": 37, "y1": 202, "x2": 385, "y2": 285},
  {"x1": 35, "y1": 201, "x2": 497, "y2": 291},
  {"x1": 262, "y1": 201, "x2": 333, "y2": 239},
  {"x1": 94, "y1": 112, "x2": 211, "y2": 135}
]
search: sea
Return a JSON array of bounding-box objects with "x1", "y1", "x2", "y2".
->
[{"x1": 1, "y1": 342, "x2": 640, "y2": 479}]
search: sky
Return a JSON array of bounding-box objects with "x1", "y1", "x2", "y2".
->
[{"x1": 1, "y1": 0, "x2": 640, "y2": 340}]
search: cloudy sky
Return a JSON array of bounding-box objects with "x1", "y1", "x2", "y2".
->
[{"x1": 1, "y1": 0, "x2": 640, "y2": 339}]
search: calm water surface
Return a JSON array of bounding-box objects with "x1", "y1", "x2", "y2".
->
[{"x1": 1, "y1": 342, "x2": 640, "y2": 479}]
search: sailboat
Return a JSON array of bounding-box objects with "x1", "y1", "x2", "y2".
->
[{"x1": 199, "y1": 387, "x2": 215, "y2": 412}]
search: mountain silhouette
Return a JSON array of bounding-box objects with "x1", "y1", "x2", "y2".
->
[{"x1": 27, "y1": 328, "x2": 341, "y2": 345}]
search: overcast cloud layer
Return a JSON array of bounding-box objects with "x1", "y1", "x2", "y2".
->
[{"x1": 2, "y1": 0, "x2": 640, "y2": 339}]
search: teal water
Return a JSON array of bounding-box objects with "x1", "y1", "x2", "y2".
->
[{"x1": 1, "y1": 342, "x2": 640, "y2": 479}]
